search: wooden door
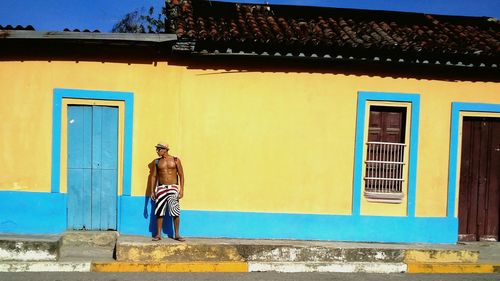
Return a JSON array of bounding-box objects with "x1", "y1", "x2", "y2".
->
[
  {"x1": 368, "y1": 106, "x2": 406, "y2": 143},
  {"x1": 67, "y1": 105, "x2": 119, "y2": 230},
  {"x1": 458, "y1": 117, "x2": 500, "y2": 241}
]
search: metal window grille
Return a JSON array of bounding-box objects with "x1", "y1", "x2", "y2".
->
[{"x1": 364, "y1": 142, "x2": 405, "y2": 201}]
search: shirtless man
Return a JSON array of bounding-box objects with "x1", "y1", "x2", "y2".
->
[{"x1": 150, "y1": 142, "x2": 185, "y2": 241}]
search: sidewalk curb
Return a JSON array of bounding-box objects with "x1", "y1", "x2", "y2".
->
[
  {"x1": 248, "y1": 262, "x2": 407, "y2": 273},
  {"x1": 1, "y1": 234, "x2": 499, "y2": 273},
  {"x1": 0, "y1": 261, "x2": 90, "y2": 272},
  {"x1": 1, "y1": 261, "x2": 500, "y2": 273},
  {"x1": 91, "y1": 261, "x2": 248, "y2": 272},
  {"x1": 407, "y1": 263, "x2": 500, "y2": 273}
]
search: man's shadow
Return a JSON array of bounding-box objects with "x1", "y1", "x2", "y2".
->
[{"x1": 143, "y1": 160, "x2": 174, "y2": 238}]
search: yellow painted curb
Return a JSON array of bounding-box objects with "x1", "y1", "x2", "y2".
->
[
  {"x1": 407, "y1": 263, "x2": 500, "y2": 274},
  {"x1": 91, "y1": 261, "x2": 249, "y2": 272},
  {"x1": 405, "y1": 250, "x2": 479, "y2": 263}
]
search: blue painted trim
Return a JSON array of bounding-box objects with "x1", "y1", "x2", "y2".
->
[
  {"x1": 0, "y1": 191, "x2": 67, "y2": 234},
  {"x1": 52, "y1": 89, "x2": 134, "y2": 196},
  {"x1": 448, "y1": 102, "x2": 500, "y2": 217},
  {"x1": 353, "y1": 92, "x2": 420, "y2": 217},
  {"x1": 119, "y1": 195, "x2": 457, "y2": 243},
  {"x1": 352, "y1": 95, "x2": 366, "y2": 216},
  {"x1": 117, "y1": 195, "x2": 122, "y2": 232},
  {"x1": 51, "y1": 94, "x2": 62, "y2": 193},
  {"x1": 0, "y1": 191, "x2": 457, "y2": 243}
]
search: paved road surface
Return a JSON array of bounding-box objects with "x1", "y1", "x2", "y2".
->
[{"x1": 1, "y1": 273, "x2": 499, "y2": 281}]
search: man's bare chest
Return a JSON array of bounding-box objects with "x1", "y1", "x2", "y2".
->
[{"x1": 157, "y1": 158, "x2": 177, "y2": 172}]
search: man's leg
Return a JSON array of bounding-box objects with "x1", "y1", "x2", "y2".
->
[
  {"x1": 173, "y1": 216, "x2": 180, "y2": 238},
  {"x1": 153, "y1": 216, "x2": 163, "y2": 240},
  {"x1": 173, "y1": 216, "x2": 185, "y2": 241}
]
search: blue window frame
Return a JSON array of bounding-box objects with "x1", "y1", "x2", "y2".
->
[{"x1": 353, "y1": 91, "x2": 420, "y2": 217}]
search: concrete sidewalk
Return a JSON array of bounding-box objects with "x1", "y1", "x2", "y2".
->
[{"x1": 1, "y1": 232, "x2": 499, "y2": 273}]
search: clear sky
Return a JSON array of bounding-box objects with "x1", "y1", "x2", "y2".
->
[{"x1": 1, "y1": 0, "x2": 500, "y2": 32}]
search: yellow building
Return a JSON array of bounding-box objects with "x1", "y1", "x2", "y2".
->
[{"x1": 0, "y1": 0, "x2": 499, "y2": 243}]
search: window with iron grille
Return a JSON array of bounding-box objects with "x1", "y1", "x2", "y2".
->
[{"x1": 364, "y1": 106, "x2": 407, "y2": 203}]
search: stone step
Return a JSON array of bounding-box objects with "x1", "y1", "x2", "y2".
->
[
  {"x1": 60, "y1": 231, "x2": 118, "y2": 248},
  {"x1": 468, "y1": 242, "x2": 500, "y2": 263},
  {"x1": 58, "y1": 246, "x2": 115, "y2": 262},
  {"x1": 0, "y1": 234, "x2": 59, "y2": 261},
  {"x1": 115, "y1": 236, "x2": 479, "y2": 263},
  {"x1": 58, "y1": 231, "x2": 118, "y2": 261}
]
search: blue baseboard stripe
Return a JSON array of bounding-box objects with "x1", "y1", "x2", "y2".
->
[
  {"x1": 120, "y1": 195, "x2": 457, "y2": 244},
  {"x1": 0, "y1": 191, "x2": 66, "y2": 234},
  {"x1": 0, "y1": 192, "x2": 457, "y2": 244}
]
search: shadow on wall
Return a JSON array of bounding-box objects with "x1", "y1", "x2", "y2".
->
[
  {"x1": 3, "y1": 38, "x2": 499, "y2": 83},
  {"x1": 2, "y1": 38, "x2": 499, "y2": 83},
  {"x1": 167, "y1": 55, "x2": 500, "y2": 83}
]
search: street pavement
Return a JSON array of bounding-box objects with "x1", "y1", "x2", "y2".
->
[{"x1": 0, "y1": 272, "x2": 499, "y2": 281}]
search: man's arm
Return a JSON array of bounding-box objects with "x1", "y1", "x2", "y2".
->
[
  {"x1": 176, "y1": 158, "x2": 185, "y2": 199},
  {"x1": 149, "y1": 160, "x2": 157, "y2": 200}
]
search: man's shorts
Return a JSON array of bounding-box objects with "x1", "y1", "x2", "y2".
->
[{"x1": 154, "y1": 184, "x2": 180, "y2": 217}]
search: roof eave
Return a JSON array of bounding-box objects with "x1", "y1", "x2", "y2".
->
[
  {"x1": 0, "y1": 30, "x2": 177, "y2": 43},
  {"x1": 171, "y1": 41, "x2": 500, "y2": 69}
]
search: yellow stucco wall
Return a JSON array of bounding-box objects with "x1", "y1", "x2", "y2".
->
[{"x1": 1, "y1": 60, "x2": 499, "y2": 217}]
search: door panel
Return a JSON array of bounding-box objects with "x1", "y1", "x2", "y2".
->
[
  {"x1": 458, "y1": 119, "x2": 472, "y2": 240},
  {"x1": 101, "y1": 107, "x2": 119, "y2": 170},
  {"x1": 67, "y1": 105, "x2": 118, "y2": 231},
  {"x1": 94, "y1": 106, "x2": 118, "y2": 230},
  {"x1": 101, "y1": 169, "x2": 118, "y2": 229},
  {"x1": 100, "y1": 107, "x2": 118, "y2": 229},
  {"x1": 485, "y1": 120, "x2": 500, "y2": 240},
  {"x1": 368, "y1": 106, "x2": 406, "y2": 143},
  {"x1": 67, "y1": 106, "x2": 93, "y2": 230},
  {"x1": 458, "y1": 117, "x2": 500, "y2": 241},
  {"x1": 91, "y1": 106, "x2": 103, "y2": 230},
  {"x1": 477, "y1": 120, "x2": 489, "y2": 238}
]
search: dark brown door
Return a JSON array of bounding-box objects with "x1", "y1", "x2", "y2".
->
[{"x1": 458, "y1": 117, "x2": 500, "y2": 241}]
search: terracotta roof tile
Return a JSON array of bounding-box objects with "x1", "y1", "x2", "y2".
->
[{"x1": 168, "y1": 0, "x2": 500, "y2": 66}]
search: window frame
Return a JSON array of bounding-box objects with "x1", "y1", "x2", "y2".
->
[
  {"x1": 353, "y1": 92, "x2": 420, "y2": 217},
  {"x1": 363, "y1": 101, "x2": 411, "y2": 203}
]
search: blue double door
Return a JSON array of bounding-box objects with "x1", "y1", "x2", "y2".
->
[{"x1": 67, "y1": 105, "x2": 118, "y2": 230}]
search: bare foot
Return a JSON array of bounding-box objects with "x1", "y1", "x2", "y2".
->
[
  {"x1": 152, "y1": 236, "x2": 162, "y2": 241},
  {"x1": 173, "y1": 236, "x2": 186, "y2": 242}
]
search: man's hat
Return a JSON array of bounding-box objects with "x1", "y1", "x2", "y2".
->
[{"x1": 155, "y1": 142, "x2": 169, "y2": 150}]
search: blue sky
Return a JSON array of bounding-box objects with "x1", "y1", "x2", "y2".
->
[{"x1": 1, "y1": 0, "x2": 500, "y2": 32}]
